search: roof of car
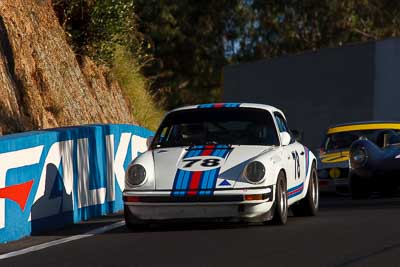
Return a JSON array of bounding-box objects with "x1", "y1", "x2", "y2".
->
[
  {"x1": 169, "y1": 103, "x2": 283, "y2": 114},
  {"x1": 327, "y1": 121, "x2": 400, "y2": 134}
]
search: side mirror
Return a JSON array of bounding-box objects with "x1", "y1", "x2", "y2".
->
[
  {"x1": 280, "y1": 132, "x2": 291, "y2": 146},
  {"x1": 146, "y1": 136, "x2": 154, "y2": 149},
  {"x1": 291, "y1": 129, "x2": 303, "y2": 142}
]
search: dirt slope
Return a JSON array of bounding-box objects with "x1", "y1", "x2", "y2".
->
[{"x1": 0, "y1": 0, "x2": 134, "y2": 135}]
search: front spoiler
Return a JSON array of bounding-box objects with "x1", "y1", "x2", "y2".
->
[
  {"x1": 319, "y1": 178, "x2": 350, "y2": 194},
  {"x1": 123, "y1": 186, "x2": 274, "y2": 223},
  {"x1": 123, "y1": 186, "x2": 273, "y2": 203},
  {"x1": 123, "y1": 193, "x2": 272, "y2": 203}
]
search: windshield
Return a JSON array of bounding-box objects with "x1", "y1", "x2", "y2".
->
[
  {"x1": 379, "y1": 130, "x2": 400, "y2": 146},
  {"x1": 323, "y1": 129, "x2": 400, "y2": 151},
  {"x1": 152, "y1": 108, "x2": 279, "y2": 148}
]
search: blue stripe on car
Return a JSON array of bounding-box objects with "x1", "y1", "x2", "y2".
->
[
  {"x1": 288, "y1": 189, "x2": 303, "y2": 199},
  {"x1": 288, "y1": 182, "x2": 304, "y2": 192},
  {"x1": 171, "y1": 145, "x2": 232, "y2": 196},
  {"x1": 199, "y1": 170, "x2": 211, "y2": 195},
  {"x1": 181, "y1": 170, "x2": 192, "y2": 195},
  {"x1": 304, "y1": 146, "x2": 310, "y2": 177},
  {"x1": 197, "y1": 103, "x2": 241, "y2": 109},
  {"x1": 224, "y1": 103, "x2": 240, "y2": 107},
  {"x1": 287, "y1": 182, "x2": 304, "y2": 199}
]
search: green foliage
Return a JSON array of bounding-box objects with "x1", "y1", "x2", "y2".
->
[
  {"x1": 52, "y1": 0, "x2": 146, "y2": 64},
  {"x1": 52, "y1": 0, "x2": 163, "y2": 130},
  {"x1": 132, "y1": 0, "x2": 242, "y2": 109},
  {"x1": 87, "y1": 0, "x2": 136, "y2": 62},
  {"x1": 111, "y1": 46, "x2": 163, "y2": 131},
  {"x1": 53, "y1": 0, "x2": 400, "y2": 113},
  {"x1": 228, "y1": 0, "x2": 400, "y2": 61}
]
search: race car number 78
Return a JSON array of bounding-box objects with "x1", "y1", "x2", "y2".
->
[{"x1": 182, "y1": 158, "x2": 220, "y2": 168}]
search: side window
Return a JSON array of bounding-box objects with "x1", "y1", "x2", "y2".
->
[
  {"x1": 153, "y1": 126, "x2": 172, "y2": 147},
  {"x1": 274, "y1": 113, "x2": 289, "y2": 133},
  {"x1": 159, "y1": 126, "x2": 170, "y2": 141},
  {"x1": 274, "y1": 113, "x2": 294, "y2": 143}
]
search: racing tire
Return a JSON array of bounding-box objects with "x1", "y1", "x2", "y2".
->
[
  {"x1": 291, "y1": 163, "x2": 319, "y2": 216},
  {"x1": 124, "y1": 206, "x2": 149, "y2": 231},
  {"x1": 271, "y1": 171, "x2": 288, "y2": 225},
  {"x1": 350, "y1": 173, "x2": 371, "y2": 199}
]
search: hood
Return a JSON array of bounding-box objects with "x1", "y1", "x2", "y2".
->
[
  {"x1": 381, "y1": 146, "x2": 400, "y2": 170},
  {"x1": 360, "y1": 144, "x2": 400, "y2": 171},
  {"x1": 153, "y1": 145, "x2": 270, "y2": 193}
]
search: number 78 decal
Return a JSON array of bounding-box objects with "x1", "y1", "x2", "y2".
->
[{"x1": 178, "y1": 156, "x2": 224, "y2": 171}]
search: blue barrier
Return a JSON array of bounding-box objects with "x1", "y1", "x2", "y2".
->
[{"x1": 0, "y1": 124, "x2": 153, "y2": 243}]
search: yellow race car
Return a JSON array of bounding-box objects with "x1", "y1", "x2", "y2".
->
[{"x1": 318, "y1": 121, "x2": 400, "y2": 194}]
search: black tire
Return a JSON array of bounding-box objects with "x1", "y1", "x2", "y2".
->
[
  {"x1": 291, "y1": 163, "x2": 319, "y2": 216},
  {"x1": 350, "y1": 173, "x2": 371, "y2": 199},
  {"x1": 271, "y1": 171, "x2": 288, "y2": 225},
  {"x1": 124, "y1": 205, "x2": 149, "y2": 231}
]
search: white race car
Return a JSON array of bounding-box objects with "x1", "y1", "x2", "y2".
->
[{"x1": 123, "y1": 103, "x2": 318, "y2": 227}]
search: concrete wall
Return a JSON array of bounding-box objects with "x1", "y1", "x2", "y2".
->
[
  {"x1": 224, "y1": 38, "x2": 400, "y2": 149},
  {"x1": 0, "y1": 124, "x2": 153, "y2": 243},
  {"x1": 374, "y1": 39, "x2": 400, "y2": 120}
]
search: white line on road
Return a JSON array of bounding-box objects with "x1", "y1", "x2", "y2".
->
[{"x1": 0, "y1": 220, "x2": 125, "y2": 260}]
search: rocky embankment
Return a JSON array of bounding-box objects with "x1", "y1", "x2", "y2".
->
[{"x1": 0, "y1": 0, "x2": 134, "y2": 135}]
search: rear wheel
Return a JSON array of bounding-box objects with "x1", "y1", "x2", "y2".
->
[
  {"x1": 271, "y1": 171, "x2": 288, "y2": 225},
  {"x1": 292, "y1": 163, "x2": 319, "y2": 216},
  {"x1": 350, "y1": 173, "x2": 371, "y2": 199}
]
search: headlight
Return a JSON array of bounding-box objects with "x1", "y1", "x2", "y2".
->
[
  {"x1": 329, "y1": 168, "x2": 341, "y2": 179},
  {"x1": 244, "y1": 161, "x2": 265, "y2": 184},
  {"x1": 351, "y1": 148, "x2": 367, "y2": 167},
  {"x1": 126, "y1": 164, "x2": 146, "y2": 186}
]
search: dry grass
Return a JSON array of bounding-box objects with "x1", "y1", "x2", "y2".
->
[{"x1": 111, "y1": 46, "x2": 164, "y2": 131}]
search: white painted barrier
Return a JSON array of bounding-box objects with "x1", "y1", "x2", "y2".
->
[{"x1": 0, "y1": 124, "x2": 153, "y2": 243}]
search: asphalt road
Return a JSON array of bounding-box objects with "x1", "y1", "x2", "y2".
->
[{"x1": 2, "y1": 195, "x2": 400, "y2": 267}]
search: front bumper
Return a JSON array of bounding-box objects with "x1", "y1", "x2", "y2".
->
[
  {"x1": 319, "y1": 178, "x2": 349, "y2": 193},
  {"x1": 123, "y1": 187, "x2": 274, "y2": 223},
  {"x1": 318, "y1": 167, "x2": 350, "y2": 194}
]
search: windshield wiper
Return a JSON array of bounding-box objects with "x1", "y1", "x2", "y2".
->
[{"x1": 205, "y1": 140, "x2": 219, "y2": 145}]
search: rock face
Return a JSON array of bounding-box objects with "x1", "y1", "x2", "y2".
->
[{"x1": 0, "y1": 0, "x2": 134, "y2": 135}]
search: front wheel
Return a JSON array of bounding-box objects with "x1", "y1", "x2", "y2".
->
[
  {"x1": 271, "y1": 171, "x2": 288, "y2": 225},
  {"x1": 291, "y1": 163, "x2": 319, "y2": 216}
]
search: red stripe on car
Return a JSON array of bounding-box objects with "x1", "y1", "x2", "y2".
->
[
  {"x1": 201, "y1": 145, "x2": 215, "y2": 156},
  {"x1": 188, "y1": 171, "x2": 202, "y2": 195},
  {"x1": 288, "y1": 186, "x2": 303, "y2": 196},
  {"x1": 213, "y1": 103, "x2": 225, "y2": 108}
]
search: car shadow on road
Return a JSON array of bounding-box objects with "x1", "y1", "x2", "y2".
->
[
  {"x1": 320, "y1": 192, "x2": 400, "y2": 211},
  {"x1": 29, "y1": 194, "x2": 400, "y2": 237},
  {"x1": 112, "y1": 222, "x2": 249, "y2": 234},
  {"x1": 29, "y1": 213, "x2": 124, "y2": 237}
]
